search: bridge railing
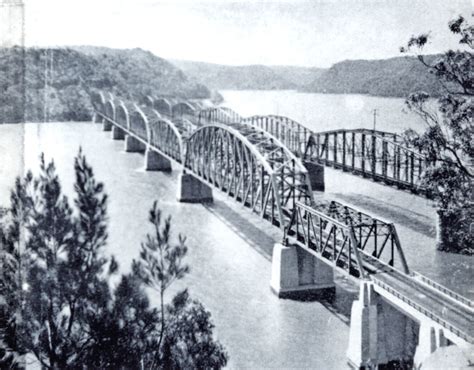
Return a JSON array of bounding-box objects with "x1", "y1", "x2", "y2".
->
[
  {"x1": 412, "y1": 271, "x2": 474, "y2": 310},
  {"x1": 372, "y1": 277, "x2": 473, "y2": 344}
]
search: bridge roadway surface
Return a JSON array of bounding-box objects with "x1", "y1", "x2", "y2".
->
[
  {"x1": 366, "y1": 258, "x2": 473, "y2": 342},
  {"x1": 92, "y1": 94, "x2": 473, "y2": 346},
  {"x1": 286, "y1": 201, "x2": 473, "y2": 345}
]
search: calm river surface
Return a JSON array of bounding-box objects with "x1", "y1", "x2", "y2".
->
[
  {"x1": 220, "y1": 90, "x2": 472, "y2": 299},
  {"x1": 0, "y1": 91, "x2": 471, "y2": 369}
]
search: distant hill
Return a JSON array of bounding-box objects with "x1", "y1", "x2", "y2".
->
[
  {"x1": 0, "y1": 46, "x2": 210, "y2": 123},
  {"x1": 171, "y1": 59, "x2": 325, "y2": 90},
  {"x1": 306, "y1": 55, "x2": 444, "y2": 97}
]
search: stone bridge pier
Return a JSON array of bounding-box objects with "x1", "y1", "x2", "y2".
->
[
  {"x1": 124, "y1": 134, "x2": 146, "y2": 153},
  {"x1": 145, "y1": 149, "x2": 172, "y2": 171},
  {"x1": 93, "y1": 112, "x2": 103, "y2": 124},
  {"x1": 176, "y1": 171, "x2": 213, "y2": 203},
  {"x1": 304, "y1": 161, "x2": 325, "y2": 192},
  {"x1": 102, "y1": 119, "x2": 112, "y2": 131},
  {"x1": 270, "y1": 243, "x2": 335, "y2": 299},
  {"x1": 112, "y1": 125, "x2": 125, "y2": 140}
]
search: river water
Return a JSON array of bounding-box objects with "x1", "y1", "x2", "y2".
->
[
  {"x1": 220, "y1": 90, "x2": 473, "y2": 300},
  {"x1": 0, "y1": 91, "x2": 471, "y2": 369}
]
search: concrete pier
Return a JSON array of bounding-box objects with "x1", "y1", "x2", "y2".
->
[
  {"x1": 304, "y1": 161, "x2": 325, "y2": 192},
  {"x1": 124, "y1": 135, "x2": 146, "y2": 153},
  {"x1": 103, "y1": 119, "x2": 112, "y2": 131},
  {"x1": 347, "y1": 282, "x2": 418, "y2": 369},
  {"x1": 93, "y1": 113, "x2": 103, "y2": 124},
  {"x1": 145, "y1": 149, "x2": 172, "y2": 171},
  {"x1": 270, "y1": 243, "x2": 335, "y2": 299},
  {"x1": 112, "y1": 125, "x2": 125, "y2": 140},
  {"x1": 177, "y1": 172, "x2": 213, "y2": 203},
  {"x1": 414, "y1": 323, "x2": 450, "y2": 367}
]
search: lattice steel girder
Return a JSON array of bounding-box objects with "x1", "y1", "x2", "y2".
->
[
  {"x1": 285, "y1": 201, "x2": 368, "y2": 279},
  {"x1": 198, "y1": 107, "x2": 243, "y2": 125},
  {"x1": 305, "y1": 130, "x2": 427, "y2": 190},
  {"x1": 241, "y1": 115, "x2": 311, "y2": 156},
  {"x1": 285, "y1": 201, "x2": 409, "y2": 276},
  {"x1": 184, "y1": 123, "x2": 315, "y2": 228}
]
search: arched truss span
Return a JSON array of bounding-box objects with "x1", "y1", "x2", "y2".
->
[
  {"x1": 184, "y1": 123, "x2": 315, "y2": 228},
  {"x1": 241, "y1": 115, "x2": 311, "y2": 157},
  {"x1": 154, "y1": 97, "x2": 173, "y2": 117},
  {"x1": 90, "y1": 91, "x2": 106, "y2": 116},
  {"x1": 198, "y1": 107, "x2": 242, "y2": 125},
  {"x1": 104, "y1": 98, "x2": 116, "y2": 123},
  {"x1": 172, "y1": 101, "x2": 196, "y2": 120},
  {"x1": 138, "y1": 105, "x2": 185, "y2": 163},
  {"x1": 148, "y1": 118, "x2": 185, "y2": 163},
  {"x1": 304, "y1": 129, "x2": 427, "y2": 191},
  {"x1": 129, "y1": 105, "x2": 150, "y2": 143},
  {"x1": 142, "y1": 95, "x2": 154, "y2": 108},
  {"x1": 115, "y1": 100, "x2": 130, "y2": 130}
]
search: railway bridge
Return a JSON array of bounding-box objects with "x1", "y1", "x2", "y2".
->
[{"x1": 91, "y1": 91, "x2": 472, "y2": 369}]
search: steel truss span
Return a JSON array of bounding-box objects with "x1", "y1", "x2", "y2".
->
[
  {"x1": 95, "y1": 95, "x2": 187, "y2": 163},
  {"x1": 196, "y1": 108, "x2": 428, "y2": 194},
  {"x1": 305, "y1": 130, "x2": 427, "y2": 192},
  {"x1": 285, "y1": 201, "x2": 410, "y2": 279},
  {"x1": 184, "y1": 123, "x2": 314, "y2": 227}
]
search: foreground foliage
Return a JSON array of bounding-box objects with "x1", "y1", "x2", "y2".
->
[
  {"x1": 401, "y1": 16, "x2": 473, "y2": 254},
  {"x1": 0, "y1": 150, "x2": 227, "y2": 368}
]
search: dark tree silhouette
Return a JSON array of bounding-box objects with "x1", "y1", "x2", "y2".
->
[
  {"x1": 401, "y1": 16, "x2": 473, "y2": 254},
  {"x1": 0, "y1": 150, "x2": 227, "y2": 368}
]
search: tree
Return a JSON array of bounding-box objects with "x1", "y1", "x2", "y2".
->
[
  {"x1": 400, "y1": 16, "x2": 473, "y2": 254},
  {"x1": 133, "y1": 201, "x2": 228, "y2": 369},
  {"x1": 1, "y1": 150, "x2": 228, "y2": 368}
]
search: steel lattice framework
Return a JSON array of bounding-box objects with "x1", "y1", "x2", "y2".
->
[
  {"x1": 184, "y1": 122, "x2": 315, "y2": 227},
  {"x1": 241, "y1": 115, "x2": 310, "y2": 156},
  {"x1": 285, "y1": 200, "x2": 409, "y2": 279},
  {"x1": 305, "y1": 129, "x2": 427, "y2": 191},
  {"x1": 238, "y1": 115, "x2": 427, "y2": 193},
  {"x1": 198, "y1": 107, "x2": 243, "y2": 125}
]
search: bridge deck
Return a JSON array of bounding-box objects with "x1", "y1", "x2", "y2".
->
[{"x1": 372, "y1": 270, "x2": 473, "y2": 343}]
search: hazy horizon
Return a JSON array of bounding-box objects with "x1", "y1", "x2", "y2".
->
[{"x1": 1, "y1": 0, "x2": 472, "y2": 68}]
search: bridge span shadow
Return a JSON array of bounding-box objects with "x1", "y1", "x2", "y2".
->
[{"x1": 200, "y1": 199, "x2": 357, "y2": 325}]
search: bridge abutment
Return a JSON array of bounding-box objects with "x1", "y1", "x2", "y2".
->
[
  {"x1": 145, "y1": 149, "x2": 172, "y2": 171},
  {"x1": 347, "y1": 281, "x2": 418, "y2": 369},
  {"x1": 125, "y1": 135, "x2": 146, "y2": 153},
  {"x1": 177, "y1": 171, "x2": 213, "y2": 203},
  {"x1": 103, "y1": 119, "x2": 112, "y2": 131},
  {"x1": 303, "y1": 161, "x2": 325, "y2": 192},
  {"x1": 270, "y1": 243, "x2": 335, "y2": 299},
  {"x1": 112, "y1": 125, "x2": 125, "y2": 140}
]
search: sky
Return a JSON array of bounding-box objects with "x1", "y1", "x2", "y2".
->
[{"x1": 1, "y1": 0, "x2": 472, "y2": 67}]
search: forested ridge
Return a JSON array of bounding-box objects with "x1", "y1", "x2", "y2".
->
[
  {"x1": 174, "y1": 55, "x2": 445, "y2": 98},
  {"x1": 306, "y1": 55, "x2": 444, "y2": 97},
  {"x1": 171, "y1": 59, "x2": 325, "y2": 90},
  {"x1": 0, "y1": 46, "x2": 210, "y2": 123}
]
